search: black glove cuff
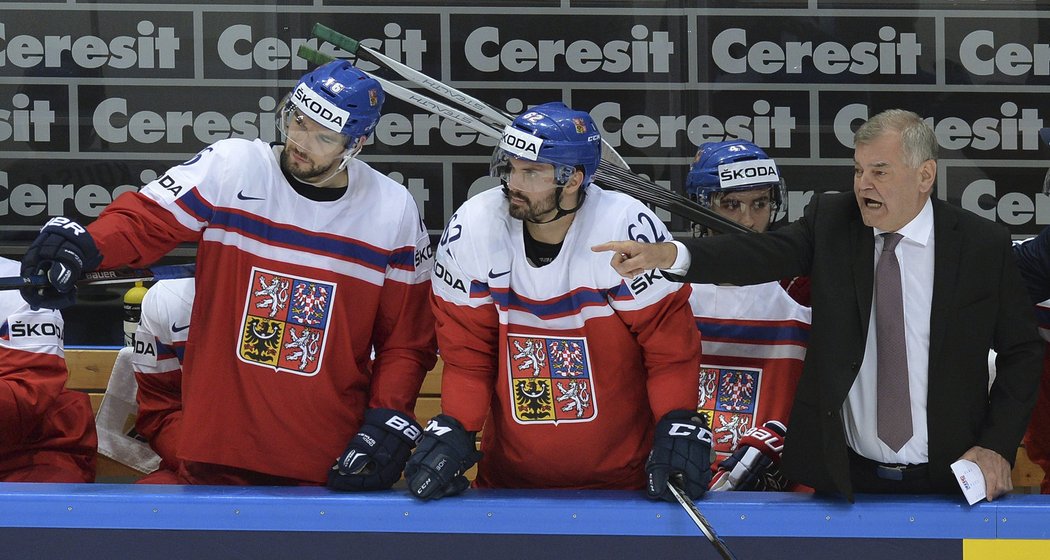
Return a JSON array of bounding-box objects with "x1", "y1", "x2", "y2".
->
[{"x1": 364, "y1": 407, "x2": 423, "y2": 448}]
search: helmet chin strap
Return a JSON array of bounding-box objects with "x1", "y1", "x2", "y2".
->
[{"x1": 288, "y1": 137, "x2": 364, "y2": 187}]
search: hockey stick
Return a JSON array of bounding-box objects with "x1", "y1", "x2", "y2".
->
[
  {"x1": 310, "y1": 23, "x2": 631, "y2": 170},
  {"x1": 298, "y1": 46, "x2": 501, "y2": 140},
  {"x1": 0, "y1": 263, "x2": 196, "y2": 291},
  {"x1": 297, "y1": 44, "x2": 748, "y2": 234},
  {"x1": 668, "y1": 478, "x2": 740, "y2": 560}
]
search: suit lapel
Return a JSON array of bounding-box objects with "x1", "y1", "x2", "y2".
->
[
  {"x1": 851, "y1": 218, "x2": 875, "y2": 330},
  {"x1": 928, "y1": 200, "x2": 959, "y2": 380}
]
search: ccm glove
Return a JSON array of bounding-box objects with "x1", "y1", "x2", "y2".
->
[
  {"x1": 328, "y1": 408, "x2": 422, "y2": 491},
  {"x1": 20, "y1": 217, "x2": 102, "y2": 310},
  {"x1": 710, "y1": 420, "x2": 788, "y2": 492},
  {"x1": 404, "y1": 414, "x2": 482, "y2": 500},
  {"x1": 646, "y1": 410, "x2": 714, "y2": 502}
]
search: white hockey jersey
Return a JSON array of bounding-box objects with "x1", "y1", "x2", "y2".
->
[{"x1": 432, "y1": 184, "x2": 700, "y2": 490}]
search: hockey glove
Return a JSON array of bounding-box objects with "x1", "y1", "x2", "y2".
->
[
  {"x1": 327, "y1": 408, "x2": 423, "y2": 491},
  {"x1": 404, "y1": 414, "x2": 482, "y2": 500},
  {"x1": 646, "y1": 410, "x2": 714, "y2": 502},
  {"x1": 710, "y1": 420, "x2": 788, "y2": 492},
  {"x1": 20, "y1": 217, "x2": 102, "y2": 310}
]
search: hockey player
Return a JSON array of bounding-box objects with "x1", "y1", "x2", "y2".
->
[
  {"x1": 0, "y1": 256, "x2": 96, "y2": 482},
  {"x1": 19, "y1": 60, "x2": 437, "y2": 487},
  {"x1": 404, "y1": 102, "x2": 711, "y2": 501},
  {"x1": 128, "y1": 278, "x2": 193, "y2": 478},
  {"x1": 682, "y1": 140, "x2": 811, "y2": 492}
]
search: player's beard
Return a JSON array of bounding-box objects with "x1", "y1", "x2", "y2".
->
[
  {"x1": 506, "y1": 188, "x2": 559, "y2": 222},
  {"x1": 280, "y1": 144, "x2": 340, "y2": 184}
]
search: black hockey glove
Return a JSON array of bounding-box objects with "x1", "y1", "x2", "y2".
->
[
  {"x1": 710, "y1": 420, "x2": 789, "y2": 492},
  {"x1": 327, "y1": 408, "x2": 422, "y2": 491},
  {"x1": 404, "y1": 414, "x2": 482, "y2": 500},
  {"x1": 646, "y1": 410, "x2": 714, "y2": 502},
  {"x1": 20, "y1": 217, "x2": 102, "y2": 310}
]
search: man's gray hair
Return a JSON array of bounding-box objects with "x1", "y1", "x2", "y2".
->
[{"x1": 854, "y1": 109, "x2": 938, "y2": 168}]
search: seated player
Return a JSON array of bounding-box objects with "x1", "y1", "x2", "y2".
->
[
  {"x1": 683, "y1": 140, "x2": 811, "y2": 492},
  {"x1": 128, "y1": 278, "x2": 193, "y2": 481},
  {"x1": 0, "y1": 256, "x2": 96, "y2": 482},
  {"x1": 404, "y1": 102, "x2": 710, "y2": 502}
]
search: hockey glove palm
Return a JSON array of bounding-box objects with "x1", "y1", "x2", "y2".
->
[
  {"x1": 404, "y1": 414, "x2": 482, "y2": 500},
  {"x1": 710, "y1": 420, "x2": 788, "y2": 492},
  {"x1": 646, "y1": 410, "x2": 714, "y2": 502},
  {"x1": 20, "y1": 217, "x2": 102, "y2": 310},
  {"x1": 327, "y1": 408, "x2": 422, "y2": 491}
]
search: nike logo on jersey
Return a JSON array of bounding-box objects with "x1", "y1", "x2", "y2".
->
[
  {"x1": 171, "y1": 323, "x2": 190, "y2": 333},
  {"x1": 488, "y1": 269, "x2": 511, "y2": 279},
  {"x1": 236, "y1": 190, "x2": 265, "y2": 201}
]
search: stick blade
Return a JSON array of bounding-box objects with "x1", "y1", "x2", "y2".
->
[{"x1": 311, "y1": 23, "x2": 361, "y2": 54}]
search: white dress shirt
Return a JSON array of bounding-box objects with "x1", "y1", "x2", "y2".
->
[{"x1": 843, "y1": 198, "x2": 935, "y2": 465}]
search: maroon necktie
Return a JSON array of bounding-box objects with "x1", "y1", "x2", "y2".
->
[{"x1": 876, "y1": 233, "x2": 912, "y2": 452}]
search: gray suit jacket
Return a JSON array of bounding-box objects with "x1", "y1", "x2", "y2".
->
[{"x1": 677, "y1": 192, "x2": 1043, "y2": 498}]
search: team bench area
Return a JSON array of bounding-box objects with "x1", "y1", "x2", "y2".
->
[{"x1": 65, "y1": 347, "x2": 1046, "y2": 491}]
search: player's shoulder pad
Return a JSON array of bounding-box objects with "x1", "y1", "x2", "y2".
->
[
  {"x1": 441, "y1": 187, "x2": 509, "y2": 253},
  {"x1": 2, "y1": 308, "x2": 64, "y2": 349}
]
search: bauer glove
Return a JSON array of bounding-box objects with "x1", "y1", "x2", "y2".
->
[
  {"x1": 710, "y1": 420, "x2": 789, "y2": 492},
  {"x1": 20, "y1": 217, "x2": 102, "y2": 310},
  {"x1": 328, "y1": 408, "x2": 422, "y2": 491}
]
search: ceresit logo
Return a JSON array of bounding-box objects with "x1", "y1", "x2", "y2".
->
[
  {"x1": 718, "y1": 160, "x2": 780, "y2": 189},
  {"x1": 0, "y1": 93, "x2": 55, "y2": 142},
  {"x1": 499, "y1": 126, "x2": 543, "y2": 160},
  {"x1": 833, "y1": 102, "x2": 1045, "y2": 151},
  {"x1": 464, "y1": 24, "x2": 674, "y2": 74},
  {"x1": 0, "y1": 21, "x2": 179, "y2": 69},
  {"x1": 958, "y1": 30, "x2": 1050, "y2": 77},
  {"x1": 215, "y1": 23, "x2": 426, "y2": 72},
  {"x1": 92, "y1": 95, "x2": 279, "y2": 144},
  {"x1": 711, "y1": 25, "x2": 921, "y2": 76},
  {"x1": 961, "y1": 178, "x2": 1050, "y2": 227},
  {"x1": 0, "y1": 168, "x2": 141, "y2": 219},
  {"x1": 292, "y1": 83, "x2": 348, "y2": 134},
  {"x1": 591, "y1": 100, "x2": 796, "y2": 149}
]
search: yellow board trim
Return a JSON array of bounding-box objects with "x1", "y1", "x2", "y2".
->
[{"x1": 964, "y1": 540, "x2": 1050, "y2": 559}]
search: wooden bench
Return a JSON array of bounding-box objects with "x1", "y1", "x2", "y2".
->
[
  {"x1": 66, "y1": 348, "x2": 446, "y2": 483},
  {"x1": 66, "y1": 348, "x2": 1047, "y2": 491}
]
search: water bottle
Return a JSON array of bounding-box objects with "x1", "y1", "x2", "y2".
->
[{"x1": 123, "y1": 281, "x2": 148, "y2": 347}]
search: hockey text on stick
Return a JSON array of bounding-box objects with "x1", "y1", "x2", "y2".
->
[
  {"x1": 668, "y1": 477, "x2": 741, "y2": 560},
  {"x1": 0, "y1": 263, "x2": 196, "y2": 291},
  {"x1": 301, "y1": 30, "x2": 745, "y2": 234},
  {"x1": 313, "y1": 22, "x2": 631, "y2": 171}
]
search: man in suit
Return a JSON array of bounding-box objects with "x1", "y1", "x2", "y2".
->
[{"x1": 594, "y1": 109, "x2": 1043, "y2": 500}]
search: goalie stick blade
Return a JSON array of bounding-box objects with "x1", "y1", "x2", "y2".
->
[
  {"x1": 0, "y1": 263, "x2": 197, "y2": 291},
  {"x1": 668, "y1": 479, "x2": 740, "y2": 560}
]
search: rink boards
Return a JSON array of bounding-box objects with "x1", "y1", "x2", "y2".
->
[{"x1": 1, "y1": 484, "x2": 1048, "y2": 559}]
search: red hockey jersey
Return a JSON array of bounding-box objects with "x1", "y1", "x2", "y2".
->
[
  {"x1": 689, "y1": 282, "x2": 810, "y2": 460},
  {"x1": 432, "y1": 185, "x2": 700, "y2": 490},
  {"x1": 0, "y1": 258, "x2": 96, "y2": 482},
  {"x1": 88, "y1": 139, "x2": 436, "y2": 483}
]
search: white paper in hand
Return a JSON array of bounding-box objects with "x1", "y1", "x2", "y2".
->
[{"x1": 950, "y1": 459, "x2": 987, "y2": 505}]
